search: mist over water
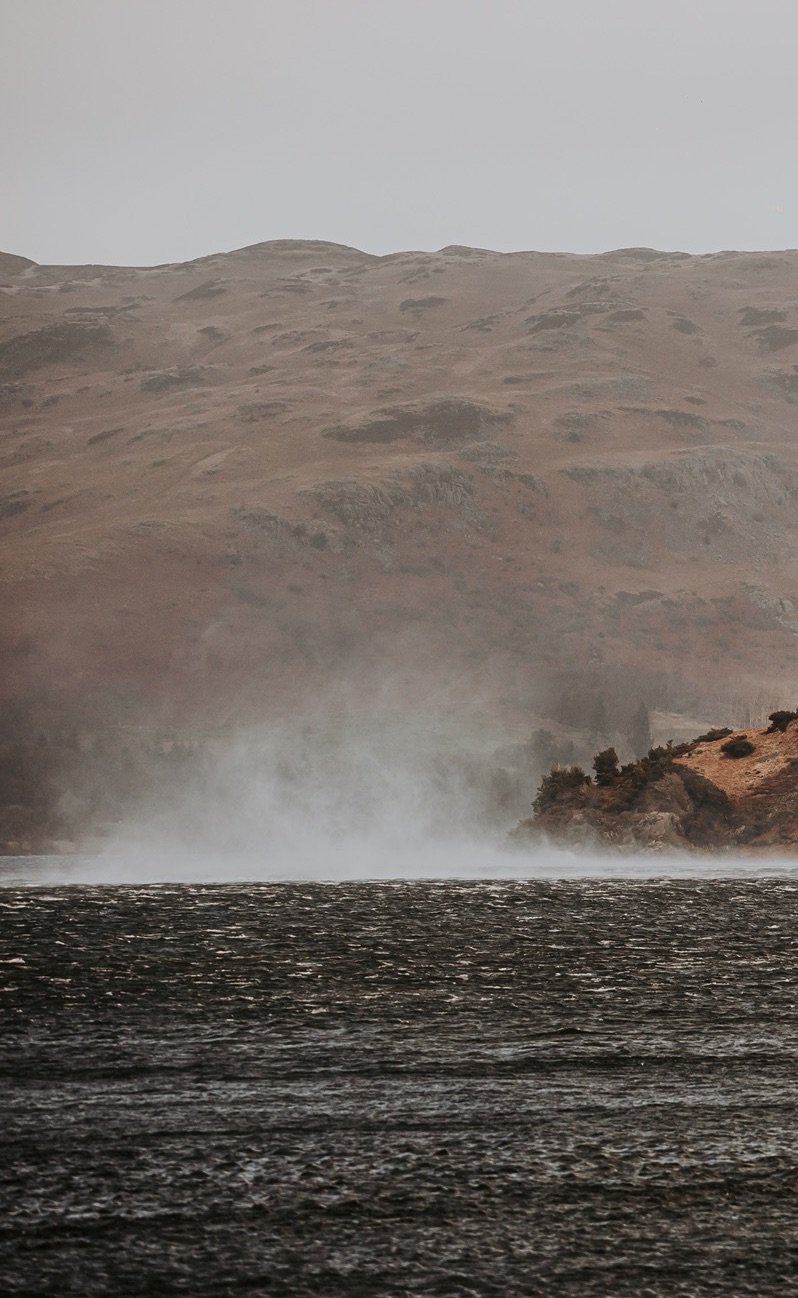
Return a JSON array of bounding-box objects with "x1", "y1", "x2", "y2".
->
[
  {"x1": 6, "y1": 850, "x2": 798, "y2": 888},
  {"x1": 3, "y1": 711, "x2": 798, "y2": 885},
  {"x1": 85, "y1": 713, "x2": 527, "y2": 884}
]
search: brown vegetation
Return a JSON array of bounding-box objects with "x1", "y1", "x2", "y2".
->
[{"x1": 520, "y1": 714, "x2": 798, "y2": 852}]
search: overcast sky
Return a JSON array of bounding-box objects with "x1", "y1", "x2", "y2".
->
[{"x1": 2, "y1": 0, "x2": 796, "y2": 265}]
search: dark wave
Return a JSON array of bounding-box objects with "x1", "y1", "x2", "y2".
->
[{"x1": 2, "y1": 880, "x2": 798, "y2": 1295}]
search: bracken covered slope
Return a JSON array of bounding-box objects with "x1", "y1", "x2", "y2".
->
[{"x1": 2, "y1": 240, "x2": 798, "y2": 745}]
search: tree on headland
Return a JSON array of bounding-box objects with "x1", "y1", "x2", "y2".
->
[
  {"x1": 593, "y1": 747, "x2": 620, "y2": 786},
  {"x1": 532, "y1": 765, "x2": 590, "y2": 815},
  {"x1": 767, "y1": 709, "x2": 798, "y2": 733}
]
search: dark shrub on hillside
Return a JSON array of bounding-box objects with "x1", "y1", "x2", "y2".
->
[
  {"x1": 642, "y1": 742, "x2": 687, "y2": 772},
  {"x1": 767, "y1": 710, "x2": 798, "y2": 733},
  {"x1": 593, "y1": 747, "x2": 620, "y2": 786},
  {"x1": 695, "y1": 727, "x2": 733, "y2": 744},
  {"x1": 720, "y1": 736, "x2": 755, "y2": 758},
  {"x1": 533, "y1": 766, "x2": 590, "y2": 814}
]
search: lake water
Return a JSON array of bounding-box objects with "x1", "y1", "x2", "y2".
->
[{"x1": 3, "y1": 864, "x2": 798, "y2": 1295}]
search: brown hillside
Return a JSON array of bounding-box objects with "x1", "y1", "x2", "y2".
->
[
  {"x1": 675, "y1": 724, "x2": 798, "y2": 802},
  {"x1": 2, "y1": 240, "x2": 798, "y2": 742}
]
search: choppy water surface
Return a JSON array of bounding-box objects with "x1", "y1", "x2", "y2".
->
[{"x1": 3, "y1": 877, "x2": 798, "y2": 1296}]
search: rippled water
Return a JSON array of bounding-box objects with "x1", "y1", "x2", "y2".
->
[{"x1": 3, "y1": 874, "x2": 798, "y2": 1295}]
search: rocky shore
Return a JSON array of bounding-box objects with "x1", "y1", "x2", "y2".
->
[{"x1": 518, "y1": 712, "x2": 798, "y2": 853}]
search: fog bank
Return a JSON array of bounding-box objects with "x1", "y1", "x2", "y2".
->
[{"x1": 3, "y1": 710, "x2": 797, "y2": 884}]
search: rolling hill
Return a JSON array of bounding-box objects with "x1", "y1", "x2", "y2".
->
[{"x1": 2, "y1": 238, "x2": 798, "y2": 845}]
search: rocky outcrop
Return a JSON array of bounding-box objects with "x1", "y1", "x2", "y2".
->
[{"x1": 518, "y1": 713, "x2": 798, "y2": 852}]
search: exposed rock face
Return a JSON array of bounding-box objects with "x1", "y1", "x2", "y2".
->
[{"x1": 520, "y1": 716, "x2": 798, "y2": 852}]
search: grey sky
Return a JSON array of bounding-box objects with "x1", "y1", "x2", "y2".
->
[{"x1": 2, "y1": 0, "x2": 796, "y2": 265}]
